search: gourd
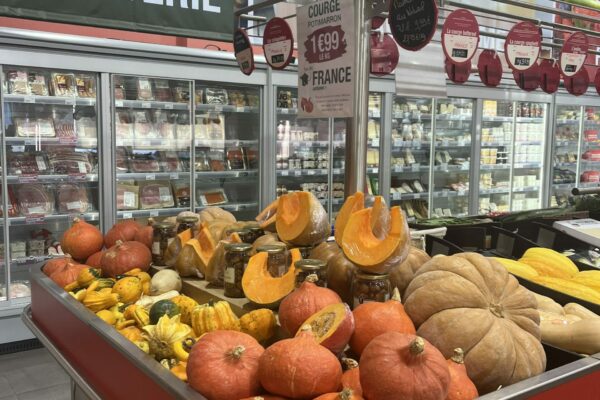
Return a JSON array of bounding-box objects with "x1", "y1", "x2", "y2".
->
[
  {"x1": 43, "y1": 256, "x2": 75, "y2": 277},
  {"x1": 563, "y1": 302, "x2": 600, "y2": 320},
  {"x1": 104, "y1": 219, "x2": 141, "y2": 248},
  {"x1": 172, "y1": 337, "x2": 195, "y2": 362},
  {"x1": 531, "y1": 276, "x2": 600, "y2": 304},
  {"x1": 258, "y1": 326, "x2": 342, "y2": 399},
  {"x1": 86, "y1": 250, "x2": 105, "y2": 268},
  {"x1": 278, "y1": 274, "x2": 341, "y2": 336},
  {"x1": 532, "y1": 293, "x2": 565, "y2": 315},
  {"x1": 45, "y1": 256, "x2": 87, "y2": 288},
  {"x1": 350, "y1": 287, "x2": 415, "y2": 357},
  {"x1": 76, "y1": 267, "x2": 102, "y2": 288},
  {"x1": 256, "y1": 199, "x2": 278, "y2": 232},
  {"x1": 389, "y1": 246, "x2": 431, "y2": 298},
  {"x1": 61, "y1": 218, "x2": 104, "y2": 262},
  {"x1": 175, "y1": 230, "x2": 215, "y2": 277},
  {"x1": 205, "y1": 219, "x2": 235, "y2": 242},
  {"x1": 118, "y1": 325, "x2": 144, "y2": 342},
  {"x1": 360, "y1": 333, "x2": 451, "y2": 400},
  {"x1": 124, "y1": 304, "x2": 150, "y2": 328},
  {"x1": 334, "y1": 192, "x2": 365, "y2": 245},
  {"x1": 300, "y1": 302, "x2": 354, "y2": 355},
  {"x1": 310, "y1": 242, "x2": 357, "y2": 304},
  {"x1": 340, "y1": 359, "x2": 361, "y2": 396},
  {"x1": 150, "y1": 269, "x2": 182, "y2": 295},
  {"x1": 572, "y1": 271, "x2": 600, "y2": 292},
  {"x1": 164, "y1": 228, "x2": 193, "y2": 267},
  {"x1": 200, "y1": 207, "x2": 236, "y2": 224},
  {"x1": 191, "y1": 299, "x2": 240, "y2": 337},
  {"x1": 276, "y1": 192, "x2": 330, "y2": 246},
  {"x1": 313, "y1": 389, "x2": 362, "y2": 400},
  {"x1": 242, "y1": 248, "x2": 302, "y2": 308},
  {"x1": 446, "y1": 349, "x2": 478, "y2": 400},
  {"x1": 170, "y1": 361, "x2": 188, "y2": 382},
  {"x1": 112, "y1": 277, "x2": 143, "y2": 304},
  {"x1": 240, "y1": 309, "x2": 277, "y2": 343},
  {"x1": 492, "y1": 257, "x2": 539, "y2": 280},
  {"x1": 403, "y1": 253, "x2": 546, "y2": 394},
  {"x1": 540, "y1": 317, "x2": 600, "y2": 355},
  {"x1": 519, "y1": 247, "x2": 579, "y2": 279},
  {"x1": 170, "y1": 295, "x2": 198, "y2": 325},
  {"x1": 187, "y1": 331, "x2": 264, "y2": 400},
  {"x1": 94, "y1": 278, "x2": 116, "y2": 290},
  {"x1": 136, "y1": 290, "x2": 180, "y2": 310},
  {"x1": 142, "y1": 314, "x2": 193, "y2": 360},
  {"x1": 149, "y1": 299, "x2": 181, "y2": 324},
  {"x1": 83, "y1": 290, "x2": 120, "y2": 312},
  {"x1": 96, "y1": 309, "x2": 117, "y2": 325},
  {"x1": 134, "y1": 218, "x2": 154, "y2": 249},
  {"x1": 341, "y1": 206, "x2": 410, "y2": 274},
  {"x1": 101, "y1": 240, "x2": 152, "y2": 278}
]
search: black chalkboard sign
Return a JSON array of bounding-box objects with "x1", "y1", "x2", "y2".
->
[{"x1": 389, "y1": 0, "x2": 438, "y2": 51}]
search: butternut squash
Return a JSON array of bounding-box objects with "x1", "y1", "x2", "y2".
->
[
  {"x1": 541, "y1": 318, "x2": 600, "y2": 355},
  {"x1": 563, "y1": 303, "x2": 600, "y2": 320},
  {"x1": 276, "y1": 192, "x2": 330, "y2": 246}
]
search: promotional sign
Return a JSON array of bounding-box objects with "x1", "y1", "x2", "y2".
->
[
  {"x1": 234, "y1": 29, "x2": 254, "y2": 76},
  {"x1": 442, "y1": 9, "x2": 480, "y2": 65},
  {"x1": 477, "y1": 50, "x2": 502, "y2": 87},
  {"x1": 297, "y1": 0, "x2": 355, "y2": 118},
  {"x1": 370, "y1": 33, "x2": 399, "y2": 76},
  {"x1": 540, "y1": 59, "x2": 560, "y2": 94},
  {"x1": 263, "y1": 17, "x2": 294, "y2": 70},
  {"x1": 560, "y1": 32, "x2": 589, "y2": 77},
  {"x1": 445, "y1": 58, "x2": 470, "y2": 84},
  {"x1": 389, "y1": 0, "x2": 438, "y2": 51},
  {"x1": 0, "y1": 0, "x2": 233, "y2": 41},
  {"x1": 564, "y1": 68, "x2": 590, "y2": 96},
  {"x1": 504, "y1": 22, "x2": 541, "y2": 71},
  {"x1": 512, "y1": 61, "x2": 540, "y2": 92}
]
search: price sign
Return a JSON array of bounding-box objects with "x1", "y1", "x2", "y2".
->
[
  {"x1": 146, "y1": 174, "x2": 156, "y2": 181},
  {"x1": 24, "y1": 96, "x2": 35, "y2": 104},
  {"x1": 298, "y1": 0, "x2": 355, "y2": 118},
  {"x1": 540, "y1": 59, "x2": 560, "y2": 94},
  {"x1": 477, "y1": 50, "x2": 502, "y2": 87},
  {"x1": 170, "y1": 173, "x2": 179, "y2": 180},
  {"x1": 504, "y1": 22, "x2": 541, "y2": 71},
  {"x1": 149, "y1": 211, "x2": 159, "y2": 217},
  {"x1": 280, "y1": 170, "x2": 289, "y2": 176},
  {"x1": 25, "y1": 214, "x2": 45, "y2": 225},
  {"x1": 512, "y1": 62, "x2": 540, "y2": 92},
  {"x1": 371, "y1": 139, "x2": 380, "y2": 147},
  {"x1": 560, "y1": 32, "x2": 588, "y2": 77},
  {"x1": 445, "y1": 57, "x2": 471, "y2": 84},
  {"x1": 263, "y1": 17, "x2": 294, "y2": 70},
  {"x1": 389, "y1": 0, "x2": 438, "y2": 51},
  {"x1": 234, "y1": 28, "x2": 255, "y2": 76},
  {"x1": 165, "y1": 103, "x2": 173, "y2": 110},
  {"x1": 122, "y1": 212, "x2": 133, "y2": 219},
  {"x1": 442, "y1": 9, "x2": 479, "y2": 64},
  {"x1": 294, "y1": 170, "x2": 302, "y2": 176},
  {"x1": 412, "y1": 163, "x2": 420, "y2": 172},
  {"x1": 564, "y1": 68, "x2": 590, "y2": 96},
  {"x1": 370, "y1": 32, "x2": 400, "y2": 76}
]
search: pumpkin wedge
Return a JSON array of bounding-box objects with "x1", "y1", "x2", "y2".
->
[
  {"x1": 165, "y1": 228, "x2": 193, "y2": 267},
  {"x1": 256, "y1": 199, "x2": 278, "y2": 232},
  {"x1": 242, "y1": 248, "x2": 302, "y2": 308},
  {"x1": 341, "y1": 206, "x2": 409, "y2": 274},
  {"x1": 276, "y1": 192, "x2": 330, "y2": 246},
  {"x1": 370, "y1": 195, "x2": 390, "y2": 239},
  {"x1": 334, "y1": 192, "x2": 365, "y2": 245},
  {"x1": 174, "y1": 233, "x2": 215, "y2": 278}
]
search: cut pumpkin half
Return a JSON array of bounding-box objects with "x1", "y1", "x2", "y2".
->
[
  {"x1": 256, "y1": 199, "x2": 278, "y2": 232},
  {"x1": 334, "y1": 192, "x2": 365, "y2": 245},
  {"x1": 300, "y1": 302, "x2": 355, "y2": 355},
  {"x1": 276, "y1": 192, "x2": 330, "y2": 246}
]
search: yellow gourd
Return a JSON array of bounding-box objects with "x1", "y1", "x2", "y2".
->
[
  {"x1": 170, "y1": 295, "x2": 199, "y2": 325},
  {"x1": 77, "y1": 267, "x2": 102, "y2": 288},
  {"x1": 83, "y1": 290, "x2": 120, "y2": 312},
  {"x1": 532, "y1": 276, "x2": 600, "y2": 305},
  {"x1": 143, "y1": 315, "x2": 193, "y2": 360},
  {"x1": 96, "y1": 309, "x2": 117, "y2": 325},
  {"x1": 119, "y1": 325, "x2": 144, "y2": 342},
  {"x1": 191, "y1": 299, "x2": 240, "y2": 337},
  {"x1": 112, "y1": 277, "x2": 143, "y2": 303},
  {"x1": 520, "y1": 248, "x2": 579, "y2": 279},
  {"x1": 124, "y1": 304, "x2": 151, "y2": 328},
  {"x1": 239, "y1": 308, "x2": 277, "y2": 342},
  {"x1": 491, "y1": 257, "x2": 539, "y2": 280}
]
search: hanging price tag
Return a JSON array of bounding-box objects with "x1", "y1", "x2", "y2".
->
[
  {"x1": 442, "y1": 9, "x2": 479, "y2": 65},
  {"x1": 560, "y1": 32, "x2": 589, "y2": 77},
  {"x1": 263, "y1": 17, "x2": 294, "y2": 70},
  {"x1": 504, "y1": 22, "x2": 541, "y2": 71},
  {"x1": 234, "y1": 28, "x2": 255, "y2": 76}
]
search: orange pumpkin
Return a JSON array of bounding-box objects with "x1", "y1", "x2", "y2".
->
[
  {"x1": 134, "y1": 218, "x2": 154, "y2": 249},
  {"x1": 334, "y1": 192, "x2": 365, "y2": 245},
  {"x1": 104, "y1": 219, "x2": 141, "y2": 248},
  {"x1": 86, "y1": 250, "x2": 105, "y2": 268},
  {"x1": 256, "y1": 199, "x2": 278, "y2": 232},
  {"x1": 101, "y1": 240, "x2": 152, "y2": 278},
  {"x1": 60, "y1": 218, "x2": 104, "y2": 262},
  {"x1": 43, "y1": 256, "x2": 72, "y2": 277},
  {"x1": 389, "y1": 246, "x2": 431, "y2": 298},
  {"x1": 314, "y1": 389, "x2": 363, "y2": 400},
  {"x1": 360, "y1": 333, "x2": 451, "y2": 400},
  {"x1": 239, "y1": 396, "x2": 289, "y2": 400},
  {"x1": 278, "y1": 275, "x2": 341, "y2": 336},
  {"x1": 301, "y1": 302, "x2": 354, "y2": 355},
  {"x1": 340, "y1": 358, "x2": 361, "y2": 396},
  {"x1": 446, "y1": 349, "x2": 478, "y2": 400},
  {"x1": 276, "y1": 192, "x2": 330, "y2": 246},
  {"x1": 258, "y1": 326, "x2": 342, "y2": 399},
  {"x1": 187, "y1": 331, "x2": 264, "y2": 400},
  {"x1": 45, "y1": 256, "x2": 87, "y2": 288},
  {"x1": 350, "y1": 288, "x2": 416, "y2": 357}
]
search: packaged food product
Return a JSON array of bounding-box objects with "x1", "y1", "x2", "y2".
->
[
  {"x1": 228, "y1": 90, "x2": 247, "y2": 107},
  {"x1": 176, "y1": 112, "x2": 192, "y2": 141},
  {"x1": 7, "y1": 152, "x2": 49, "y2": 175},
  {"x1": 137, "y1": 77, "x2": 154, "y2": 101},
  {"x1": 6, "y1": 70, "x2": 29, "y2": 95},
  {"x1": 208, "y1": 150, "x2": 226, "y2": 171},
  {"x1": 245, "y1": 147, "x2": 259, "y2": 169},
  {"x1": 16, "y1": 184, "x2": 55, "y2": 216},
  {"x1": 172, "y1": 181, "x2": 191, "y2": 207},
  {"x1": 195, "y1": 88, "x2": 204, "y2": 104},
  {"x1": 205, "y1": 87, "x2": 228, "y2": 105},
  {"x1": 159, "y1": 151, "x2": 181, "y2": 172},
  {"x1": 53, "y1": 118, "x2": 75, "y2": 138},
  {"x1": 116, "y1": 148, "x2": 130, "y2": 172},
  {"x1": 198, "y1": 189, "x2": 227, "y2": 206},
  {"x1": 50, "y1": 72, "x2": 76, "y2": 97},
  {"x1": 75, "y1": 74, "x2": 96, "y2": 98},
  {"x1": 14, "y1": 118, "x2": 56, "y2": 137},
  {"x1": 28, "y1": 72, "x2": 49, "y2": 96},
  {"x1": 75, "y1": 116, "x2": 97, "y2": 138},
  {"x1": 57, "y1": 183, "x2": 90, "y2": 213},
  {"x1": 195, "y1": 113, "x2": 225, "y2": 140},
  {"x1": 114, "y1": 76, "x2": 126, "y2": 100},
  {"x1": 133, "y1": 110, "x2": 156, "y2": 138},
  {"x1": 154, "y1": 110, "x2": 175, "y2": 139},
  {"x1": 47, "y1": 148, "x2": 93, "y2": 174},
  {"x1": 227, "y1": 147, "x2": 246, "y2": 170},
  {"x1": 130, "y1": 150, "x2": 161, "y2": 172},
  {"x1": 172, "y1": 81, "x2": 191, "y2": 103},
  {"x1": 153, "y1": 79, "x2": 173, "y2": 102},
  {"x1": 117, "y1": 184, "x2": 139, "y2": 210},
  {"x1": 116, "y1": 111, "x2": 134, "y2": 139},
  {"x1": 0, "y1": 186, "x2": 19, "y2": 217},
  {"x1": 139, "y1": 181, "x2": 174, "y2": 209}
]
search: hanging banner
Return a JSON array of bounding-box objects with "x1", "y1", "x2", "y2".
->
[
  {"x1": 560, "y1": 32, "x2": 589, "y2": 77},
  {"x1": 297, "y1": 0, "x2": 355, "y2": 118},
  {"x1": 234, "y1": 29, "x2": 254, "y2": 76},
  {"x1": 540, "y1": 59, "x2": 560, "y2": 94},
  {"x1": 0, "y1": 0, "x2": 233, "y2": 41},
  {"x1": 504, "y1": 22, "x2": 541, "y2": 71},
  {"x1": 564, "y1": 68, "x2": 590, "y2": 96},
  {"x1": 370, "y1": 33, "x2": 399, "y2": 76},
  {"x1": 442, "y1": 9, "x2": 480, "y2": 65},
  {"x1": 477, "y1": 50, "x2": 502, "y2": 87},
  {"x1": 389, "y1": 0, "x2": 438, "y2": 51},
  {"x1": 263, "y1": 18, "x2": 294, "y2": 70}
]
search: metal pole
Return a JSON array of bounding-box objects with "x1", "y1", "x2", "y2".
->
[{"x1": 345, "y1": 0, "x2": 371, "y2": 196}]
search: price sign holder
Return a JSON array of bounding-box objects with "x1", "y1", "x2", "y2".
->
[
  {"x1": 445, "y1": 57, "x2": 470, "y2": 84},
  {"x1": 512, "y1": 61, "x2": 541, "y2": 92},
  {"x1": 560, "y1": 32, "x2": 589, "y2": 78},
  {"x1": 504, "y1": 22, "x2": 541, "y2": 71},
  {"x1": 389, "y1": 0, "x2": 438, "y2": 51},
  {"x1": 263, "y1": 17, "x2": 294, "y2": 70},
  {"x1": 234, "y1": 28, "x2": 255, "y2": 76},
  {"x1": 540, "y1": 59, "x2": 560, "y2": 94},
  {"x1": 564, "y1": 68, "x2": 590, "y2": 96},
  {"x1": 477, "y1": 50, "x2": 502, "y2": 87},
  {"x1": 441, "y1": 9, "x2": 479, "y2": 65}
]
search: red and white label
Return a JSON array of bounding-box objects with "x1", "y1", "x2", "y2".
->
[
  {"x1": 504, "y1": 22, "x2": 541, "y2": 71},
  {"x1": 442, "y1": 9, "x2": 479, "y2": 64},
  {"x1": 560, "y1": 32, "x2": 589, "y2": 77},
  {"x1": 263, "y1": 17, "x2": 294, "y2": 70},
  {"x1": 234, "y1": 28, "x2": 255, "y2": 76},
  {"x1": 370, "y1": 32, "x2": 399, "y2": 76}
]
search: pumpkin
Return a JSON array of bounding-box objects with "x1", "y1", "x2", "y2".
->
[
  {"x1": 43, "y1": 256, "x2": 75, "y2": 276},
  {"x1": 143, "y1": 314, "x2": 193, "y2": 360},
  {"x1": 340, "y1": 359, "x2": 361, "y2": 396},
  {"x1": 446, "y1": 349, "x2": 478, "y2": 400},
  {"x1": 82, "y1": 290, "x2": 120, "y2": 312},
  {"x1": 187, "y1": 330, "x2": 264, "y2": 400},
  {"x1": 258, "y1": 326, "x2": 342, "y2": 399},
  {"x1": 204, "y1": 219, "x2": 234, "y2": 242},
  {"x1": 191, "y1": 299, "x2": 240, "y2": 337},
  {"x1": 341, "y1": 205, "x2": 409, "y2": 274},
  {"x1": 149, "y1": 299, "x2": 181, "y2": 324},
  {"x1": 278, "y1": 274, "x2": 341, "y2": 336},
  {"x1": 150, "y1": 269, "x2": 182, "y2": 295},
  {"x1": 119, "y1": 325, "x2": 143, "y2": 342},
  {"x1": 86, "y1": 250, "x2": 105, "y2": 268},
  {"x1": 403, "y1": 253, "x2": 546, "y2": 394},
  {"x1": 175, "y1": 229, "x2": 216, "y2": 277},
  {"x1": 134, "y1": 218, "x2": 154, "y2": 249},
  {"x1": 334, "y1": 192, "x2": 365, "y2": 245},
  {"x1": 251, "y1": 233, "x2": 284, "y2": 255},
  {"x1": 200, "y1": 207, "x2": 236, "y2": 224},
  {"x1": 164, "y1": 228, "x2": 193, "y2": 267},
  {"x1": 314, "y1": 389, "x2": 362, "y2": 400},
  {"x1": 61, "y1": 218, "x2": 104, "y2": 262},
  {"x1": 101, "y1": 240, "x2": 151, "y2": 278},
  {"x1": 389, "y1": 246, "x2": 431, "y2": 298},
  {"x1": 104, "y1": 219, "x2": 141, "y2": 248},
  {"x1": 310, "y1": 242, "x2": 356, "y2": 304},
  {"x1": 240, "y1": 309, "x2": 277, "y2": 343},
  {"x1": 350, "y1": 287, "x2": 415, "y2": 357},
  {"x1": 96, "y1": 309, "x2": 117, "y2": 325},
  {"x1": 240, "y1": 397, "x2": 289, "y2": 400},
  {"x1": 276, "y1": 192, "x2": 330, "y2": 246},
  {"x1": 360, "y1": 333, "x2": 451, "y2": 400},
  {"x1": 206, "y1": 235, "x2": 243, "y2": 286},
  {"x1": 242, "y1": 248, "x2": 302, "y2": 308},
  {"x1": 170, "y1": 295, "x2": 198, "y2": 325},
  {"x1": 45, "y1": 256, "x2": 87, "y2": 288},
  {"x1": 256, "y1": 199, "x2": 278, "y2": 232},
  {"x1": 301, "y1": 302, "x2": 354, "y2": 355},
  {"x1": 112, "y1": 277, "x2": 143, "y2": 304}
]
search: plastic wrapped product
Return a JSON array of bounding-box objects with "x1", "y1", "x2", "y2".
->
[
  {"x1": 51, "y1": 73, "x2": 77, "y2": 97},
  {"x1": 130, "y1": 150, "x2": 161, "y2": 173},
  {"x1": 172, "y1": 180, "x2": 191, "y2": 207},
  {"x1": 226, "y1": 147, "x2": 246, "y2": 170},
  {"x1": 14, "y1": 118, "x2": 56, "y2": 137},
  {"x1": 204, "y1": 87, "x2": 228, "y2": 105},
  {"x1": 28, "y1": 72, "x2": 49, "y2": 96},
  {"x1": 75, "y1": 117, "x2": 97, "y2": 138},
  {"x1": 153, "y1": 79, "x2": 173, "y2": 102},
  {"x1": 137, "y1": 77, "x2": 154, "y2": 101},
  {"x1": 116, "y1": 110, "x2": 134, "y2": 139},
  {"x1": 114, "y1": 76, "x2": 126, "y2": 100},
  {"x1": 16, "y1": 184, "x2": 55, "y2": 216},
  {"x1": 0, "y1": 186, "x2": 19, "y2": 217},
  {"x1": 47, "y1": 148, "x2": 92, "y2": 174},
  {"x1": 172, "y1": 81, "x2": 191, "y2": 103},
  {"x1": 195, "y1": 113, "x2": 225, "y2": 140},
  {"x1": 7, "y1": 152, "x2": 49, "y2": 175},
  {"x1": 75, "y1": 74, "x2": 96, "y2": 98},
  {"x1": 197, "y1": 188, "x2": 228, "y2": 206},
  {"x1": 159, "y1": 151, "x2": 181, "y2": 172},
  {"x1": 57, "y1": 184, "x2": 90, "y2": 213},
  {"x1": 133, "y1": 110, "x2": 156, "y2": 139},
  {"x1": 154, "y1": 110, "x2": 176, "y2": 139},
  {"x1": 6, "y1": 70, "x2": 29, "y2": 95},
  {"x1": 139, "y1": 181, "x2": 174, "y2": 209},
  {"x1": 117, "y1": 184, "x2": 139, "y2": 210},
  {"x1": 116, "y1": 148, "x2": 130, "y2": 172}
]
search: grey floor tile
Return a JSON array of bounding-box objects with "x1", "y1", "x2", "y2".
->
[
  {"x1": 4, "y1": 363, "x2": 68, "y2": 394},
  {"x1": 16, "y1": 383, "x2": 69, "y2": 400},
  {"x1": 0, "y1": 375, "x2": 15, "y2": 396},
  {"x1": 0, "y1": 350, "x2": 53, "y2": 374},
  {"x1": 0, "y1": 395, "x2": 18, "y2": 400}
]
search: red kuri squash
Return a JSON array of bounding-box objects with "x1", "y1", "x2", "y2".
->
[
  {"x1": 101, "y1": 240, "x2": 152, "y2": 278},
  {"x1": 104, "y1": 219, "x2": 140, "y2": 248},
  {"x1": 446, "y1": 348, "x2": 478, "y2": 400},
  {"x1": 314, "y1": 388, "x2": 363, "y2": 400},
  {"x1": 300, "y1": 302, "x2": 354, "y2": 355},
  {"x1": 60, "y1": 218, "x2": 104, "y2": 262},
  {"x1": 340, "y1": 358, "x2": 361, "y2": 396},
  {"x1": 134, "y1": 218, "x2": 154, "y2": 249},
  {"x1": 44, "y1": 256, "x2": 87, "y2": 288},
  {"x1": 86, "y1": 250, "x2": 105, "y2": 268}
]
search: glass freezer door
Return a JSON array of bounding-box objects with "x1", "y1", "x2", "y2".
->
[
  {"x1": 551, "y1": 105, "x2": 581, "y2": 207},
  {"x1": 195, "y1": 82, "x2": 260, "y2": 221},
  {"x1": 113, "y1": 75, "x2": 193, "y2": 223},
  {"x1": 3, "y1": 66, "x2": 101, "y2": 303},
  {"x1": 579, "y1": 106, "x2": 600, "y2": 193}
]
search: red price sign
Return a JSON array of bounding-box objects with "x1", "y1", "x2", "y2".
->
[
  {"x1": 263, "y1": 17, "x2": 294, "y2": 70},
  {"x1": 442, "y1": 9, "x2": 479, "y2": 65},
  {"x1": 370, "y1": 33, "x2": 399, "y2": 76},
  {"x1": 234, "y1": 28, "x2": 255, "y2": 76},
  {"x1": 477, "y1": 50, "x2": 502, "y2": 87},
  {"x1": 560, "y1": 32, "x2": 589, "y2": 77},
  {"x1": 304, "y1": 26, "x2": 347, "y2": 63},
  {"x1": 504, "y1": 22, "x2": 541, "y2": 71},
  {"x1": 540, "y1": 59, "x2": 560, "y2": 94}
]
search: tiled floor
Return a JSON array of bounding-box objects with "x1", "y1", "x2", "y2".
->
[{"x1": 0, "y1": 348, "x2": 70, "y2": 400}]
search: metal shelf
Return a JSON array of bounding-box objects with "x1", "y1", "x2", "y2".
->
[
  {"x1": 7, "y1": 174, "x2": 99, "y2": 184},
  {"x1": 281, "y1": 140, "x2": 329, "y2": 148},
  {"x1": 480, "y1": 188, "x2": 510, "y2": 195},
  {"x1": 555, "y1": 140, "x2": 578, "y2": 147},
  {"x1": 196, "y1": 139, "x2": 258, "y2": 147},
  {"x1": 481, "y1": 164, "x2": 511, "y2": 170},
  {"x1": 392, "y1": 139, "x2": 430, "y2": 148},
  {"x1": 115, "y1": 99, "x2": 188, "y2": 110},
  {"x1": 195, "y1": 170, "x2": 258, "y2": 178},
  {"x1": 117, "y1": 208, "x2": 187, "y2": 219},
  {"x1": 390, "y1": 192, "x2": 429, "y2": 201},
  {"x1": 5, "y1": 137, "x2": 98, "y2": 147},
  {"x1": 4, "y1": 94, "x2": 96, "y2": 106},
  {"x1": 433, "y1": 164, "x2": 469, "y2": 172},
  {"x1": 554, "y1": 162, "x2": 577, "y2": 168},
  {"x1": 11, "y1": 255, "x2": 57, "y2": 266},
  {"x1": 434, "y1": 141, "x2": 471, "y2": 148},
  {"x1": 578, "y1": 182, "x2": 600, "y2": 188},
  {"x1": 7, "y1": 212, "x2": 99, "y2": 226},
  {"x1": 392, "y1": 165, "x2": 429, "y2": 173},
  {"x1": 117, "y1": 172, "x2": 189, "y2": 181},
  {"x1": 515, "y1": 140, "x2": 543, "y2": 145},
  {"x1": 116, "y1": 138, "x2": 190, "y2": 149},
  {"x1": 481, "y1": 141, "x2": 511, "y2": 147},
  {"x1": 516, "y1": 117, "x2": 545, "y2": 123},
  {"x1": 513, "y1": 186, "x2": 540, "y2": 193},
  {"x1": 432, "y1": 190, "x2": 469, "y2": 198},
  {"x1": 393, "y1": 112, "x2": 432, "y2": 120},
  {"x1": 482, "y1": 116, "x2": 513, "y2": 122},
  {"x1": 552, "y1": 183, "x2": 576, "y2": 190},
  {"x1": 197, "y1": 104, "x2": 259, "y2": 113},
  {"x1": 196, "y1": 202, "x2": 258, "y2": 212},
  {"x1": 556, "y1": 119, "x2": 580, "y2": 125},
  {"x1": 436, "y1": 114, "x2": 472, "y2": 121},
  {"x1": 277, "y1": 169, "x2": 328, "y2": 177},
  {"x1": 514, "y1": 163, "x2": 542, "y2": 169}
]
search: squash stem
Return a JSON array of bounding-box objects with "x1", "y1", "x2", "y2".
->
[
  {"x1": 409, "y1": 337, "x2": 425, "y2": 355},
  {"x1": 229, "y1": 345, "x2": 246, "y2": 360},
  {"x1": 451, "y1": 348, "x2": 465, "y2": 364}
]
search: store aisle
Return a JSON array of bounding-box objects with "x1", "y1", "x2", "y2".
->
[{"x1": 0, "y1": 348, "x2": 69, "y2": 400}]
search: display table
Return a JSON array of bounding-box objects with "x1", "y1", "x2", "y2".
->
[{"x1": 25, "y1": 267, "x2": 600, "y2": 400}]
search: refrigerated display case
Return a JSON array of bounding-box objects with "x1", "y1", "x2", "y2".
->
[
  {"x1": 2, "y1": 66, "x2": 102, "y2": 305},
  {"x1": 551, "y1": 104, "x2": 581, "y2": 207},
  {"x1": 578, "y1": 106, "x2": 600, "y2": 194}
]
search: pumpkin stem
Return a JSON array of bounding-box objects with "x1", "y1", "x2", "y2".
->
[
  {"x1": 72, "y1": 217, "x2": 80, "y2": 224},
  {"x1": 339, "y1": 389, "x2": 354, "y2": 400},
  {"x1": 342, "y1": 358, "x2": 359, "y2": 370},
  {"x1": 147, "y1": 218, "x2": 154, "y2": 226},
  {"x1": 183, "y1": 338, "x2": 196, "y2": 352},
  {"x1": 451, "y1": 348, "x2": 465, "y2": 364},
  {"x1": 409, "y1": 336, "x2": 425, "y2": 356},
  {"x1": 391, "y1": 287, "x2": 401, "y2": 302},
  {"x1": 228, "y1": 345, "x2": 246, "y2": 360},
  {"x1": 305, "y1": 274, "x2": 319, "y2": 283}
]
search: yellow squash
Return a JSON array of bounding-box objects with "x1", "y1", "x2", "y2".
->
[
  {"x1": 239, "y1": 308, "x2": 277, "y2": 343},
  {"x1": 77, "y1": 267, "x2": 102, "y2": 288},
  {"x1": 191, "y1": 299, "x2": 240, "y2": 337},
  {"x1": 112, "y1": 277, "x2": 143, "y2": 304},
  {"x1": 170, "y1": 295, "x2": 199, "y2": 325},
  {"x1": 532, "y1": 276, "x2": 600, "y2": 305},
  {"x1": 492, "y1": 257, "x2": 539, "y2": 280},
  {"x1": 143, "y1": 314, "x2": 193, "y2": 360},
  {"x1": 520, "y1": 248, "x2": 579, "y2": 278},
  {"x1": 83, "y1": 290, "x2": 120, "y2": 312}
]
